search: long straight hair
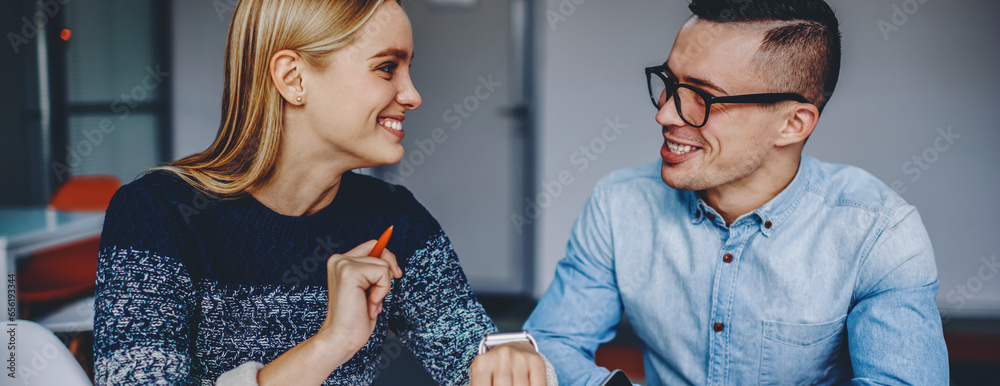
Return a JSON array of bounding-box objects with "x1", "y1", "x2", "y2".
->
[{"x1": 153, "y1": 0, "x2": 391, "y2": 197}]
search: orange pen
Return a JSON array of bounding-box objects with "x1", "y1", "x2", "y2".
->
[{"x1": 368, "y1": 226, "x2": 394, "y2": 257}]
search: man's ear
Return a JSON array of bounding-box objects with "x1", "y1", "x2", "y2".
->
[
  {"x1": 775, "y1": 102, "x2": 819, "y2": 147},
  {"x1": 270, "y1": 49, "x2": 305, "y2": 105}
]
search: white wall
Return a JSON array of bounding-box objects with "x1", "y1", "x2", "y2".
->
[
  {"x1": 533, "y1": 0, "x2": 1000, "y2": 318},
  {"x1": 171, "y1": 0, "x2": 230, "y2": 160}
]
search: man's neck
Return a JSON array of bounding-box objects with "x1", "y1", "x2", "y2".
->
[{"x1": 699, "y1": 155, "x2": 801, "y2": 226}]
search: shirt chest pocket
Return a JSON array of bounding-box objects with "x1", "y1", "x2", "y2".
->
[{"x1": 759, "y1": 315, "x2": 848, "y2": 385}]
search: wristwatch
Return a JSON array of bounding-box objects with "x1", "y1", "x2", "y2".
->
[{"x1": 477, "y1": 331, "x2": 539, "y2": 355}]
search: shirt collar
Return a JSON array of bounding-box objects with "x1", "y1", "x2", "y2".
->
[
  {"x1": 751, "y1": 156, "x2": 813, "y2": 237},
  {"x1": 685, "y1": 156, "x2": 813, "y2": 236}
]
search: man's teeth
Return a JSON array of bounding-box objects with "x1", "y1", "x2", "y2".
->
[
  {"x1": 667, "y1": 140, "x2": 696, "y2": 155},
  {"x1": 379, "y1": 118, "x2": 403, "y2": 131}
]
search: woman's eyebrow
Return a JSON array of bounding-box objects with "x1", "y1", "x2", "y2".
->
[{"x1": 369, "y1": 48, "x2": 411, "y2": 61}]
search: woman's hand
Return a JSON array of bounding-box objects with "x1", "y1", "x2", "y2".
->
[
  {"x1": 470, "y1": 342, "x2": 547, "y2": 386},
  {"x1": 319, "y1": 239, "x2": 404, "y2": 352},
  {"x1": 257, "y1": 240, "x2": 402, "y2": 386}
]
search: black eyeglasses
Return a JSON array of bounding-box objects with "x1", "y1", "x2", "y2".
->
[{"x1": 645, "y1": 65, "x2": 811, "y2": 128}]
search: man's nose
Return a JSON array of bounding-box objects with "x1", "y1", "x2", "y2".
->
[{"x1": 655, "y1": 94, "x2": 685, "y2": 128}]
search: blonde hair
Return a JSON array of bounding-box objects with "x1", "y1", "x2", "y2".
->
[{"x1": 153, "y1": 0, "x2": 394, "y2": 197}]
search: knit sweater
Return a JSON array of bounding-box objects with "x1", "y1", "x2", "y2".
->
[{"x1": 93, "y1": 171, "x2": 498, "y2": 385}]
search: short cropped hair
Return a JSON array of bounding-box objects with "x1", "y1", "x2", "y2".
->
[{"x1": 688, "y1": 0, "x2": 841, "y2": 113}]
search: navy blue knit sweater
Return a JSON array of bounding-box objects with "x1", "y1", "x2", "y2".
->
[{"x1": 93, "y1": 171, "x2": 497, "y2": 385}]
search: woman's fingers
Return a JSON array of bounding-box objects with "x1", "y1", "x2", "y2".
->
[
  {"x1": 337, "y1": 256, "x2": 394, "y2": 320},
  {"x1": 377, "y1": 248, "x2": 403, "y2": 278},
  {"x1": 492, "y1": 371, "x2": 513, "y2": 386},
  {"x1": 362, "y1": 264, "x2": 392, "y2": 314},
  {"x1": 326, "y1": 240, "x2": 398, "y2": 322},
  {"x1": 470, "y1": 343, "x2": 547, "y2": 386},
  {"x1": 334, "y1": 241, "x2": 401, "y2": 279},
  {"x1": 528, "y1": 356, "x2": 546, "y2": 386},
  {"x1": 469, "y1": 357, "x2": 489, "y2": 386}
]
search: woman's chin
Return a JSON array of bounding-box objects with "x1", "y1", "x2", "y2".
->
[{"x1": 379, "y1": 148, "x2": 405, "y2": 166}]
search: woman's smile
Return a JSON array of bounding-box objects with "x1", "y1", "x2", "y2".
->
[{"x1": 377, "y1": 115, "x2": 405, "y2": 139}]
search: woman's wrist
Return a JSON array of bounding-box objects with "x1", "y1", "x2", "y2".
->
[
  {"x1": 257, "y1": 328, "x2": 355, "y2": 386},
  {"x1": 311, "y1": 326, "x2": 355, "y2": 364}
]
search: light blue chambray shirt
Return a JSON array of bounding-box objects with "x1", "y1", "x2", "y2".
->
[{"x1": 524, "y1": 156, "x2": 949, "y2": 385}]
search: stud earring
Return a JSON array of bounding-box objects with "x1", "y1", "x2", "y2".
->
[{"x1": 296, "y1": 96, "x2": 302, "y2": 103}]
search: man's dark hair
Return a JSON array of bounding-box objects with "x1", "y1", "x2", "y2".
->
[{"x1": 689, "y1": 0, "x2": 841, "y2": 114}]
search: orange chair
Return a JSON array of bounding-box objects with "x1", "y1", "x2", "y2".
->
[
  {"x1": 48, "y1": 175, "x2": 121, "y2": 212},
  {"x1": 18, "y1": 175, "x2": 120, "y2": 375},
  {"x1": 18, "y1": 175, "x2": 120, "y2": 317}
]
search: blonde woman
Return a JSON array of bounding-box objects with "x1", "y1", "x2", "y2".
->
[{"x1": 93, "y1": 1, "x2": 554, "y2": 385}]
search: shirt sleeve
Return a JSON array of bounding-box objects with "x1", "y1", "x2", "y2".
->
[
  {"x1": 524, "y1": 182, "x2": 623, "y2": 386},
  {"x1": 93, "y1": 181, "x2": 200, "y2": 385},
  {"x1": 388, "y1": 197, "x2": 498, "y2": 386},
  {"x1": 847, "y1": 206, "x2": 949, "y2": 385}
]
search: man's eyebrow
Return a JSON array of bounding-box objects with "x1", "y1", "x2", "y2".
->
[
  {"x1": 664, "y1": 63, "x2": 729, "y2": 95},
  {"x1": 686, "y1": 76, "x2": 728, "y2": 95},
  {"x1": 369, "y1": 48, "x2": 411, "y2": 61}
]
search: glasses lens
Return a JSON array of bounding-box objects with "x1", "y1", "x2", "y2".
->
[
  {"x1": 649, "y1": 73, "x2": 668, "y2": 108},
  {"x1": 676, "y1": 86, "x2": 707, "y2": 127}
]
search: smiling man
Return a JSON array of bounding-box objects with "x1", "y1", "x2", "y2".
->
[{"x1": 524, "y1": 0, "x2": 949, "y2": 385}]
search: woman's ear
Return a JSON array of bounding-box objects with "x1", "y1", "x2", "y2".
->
[
  {"x1": 270, "y1": 49, "x2": 305, "y2": 105},
  {"x1": 775, "y1": 102, "x2": 819, "y2": 147}
]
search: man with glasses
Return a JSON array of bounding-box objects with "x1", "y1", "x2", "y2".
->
[{"x1": 524, "y1": 0, "x2": 949, "y2": 384}]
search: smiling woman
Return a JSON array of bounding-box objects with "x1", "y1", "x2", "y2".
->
[
  {"x1": 161, "y1": 0, "x2": 406, "y2": 197},
  {"x1": 92, "y1": 0, "x2": 553, "y2": 385}
]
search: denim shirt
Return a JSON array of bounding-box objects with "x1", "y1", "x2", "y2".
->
[{"x1": 524, "y1": 156, "x2": 949, "y2": 385}]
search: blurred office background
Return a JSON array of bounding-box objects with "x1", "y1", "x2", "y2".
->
[{"x1": 1, "y1": 0, "x2": 997, "y2": 384}]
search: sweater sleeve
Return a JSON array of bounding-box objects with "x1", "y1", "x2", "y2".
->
[
  {"x1": 387, "y1": 193, "x2": 498, "y2": 386},
  {"x1": 93, "y1": 177, "x2": 200, "y2": 385},
  {"x1": 389, "y1": 228, "x2": 560, "y2": 386}
]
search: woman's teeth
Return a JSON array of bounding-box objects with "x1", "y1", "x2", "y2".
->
[
  {"x1": 667, "y1": 140, "x2": 696, "y2": 155},
  {"x1": 379, "y1": 118, "x2": 403, "y2": 131}
]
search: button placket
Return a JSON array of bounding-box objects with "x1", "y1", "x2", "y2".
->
[{"x1": 706, "y1": 223, "x2": 755, "y2": 385}]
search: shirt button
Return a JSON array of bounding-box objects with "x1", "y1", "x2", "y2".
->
[
  {"x1": 764, "y1": 220, "x2": 773, "y2": 229},
  {"x1": 706, "y1": 213, "x2": 716, "y2": 222},
  {"x1": 713, "y1": 322, "x2": 724, "y2": 332},
  {"x1": 723, "y1": 253, "x2": 733, "y2": 263}
]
